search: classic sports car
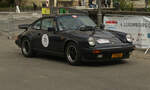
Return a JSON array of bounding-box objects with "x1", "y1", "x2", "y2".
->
[{"x1": 15, "y1": 14, "x2": 134, "y2": 65}]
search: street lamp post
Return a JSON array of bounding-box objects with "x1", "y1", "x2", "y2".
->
[{"x1": 97, "y1": 0, "x2": 103, "y2": 26}]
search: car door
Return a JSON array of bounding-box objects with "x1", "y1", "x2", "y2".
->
[
  {"x1": 29, "y1": 19, "x2": 42, "y2": 49},
  {"x1": 29, "y1": 18, "x2": 53, "y2": 51},
  {"x1": 40, "y1": 17, "x2": 65, "y2": 53},
  {"x1": 39, "y1": 17, "x2": 55, "y2": 51},
  {"x1": 31, "y1": 17, "x2": 64, "y2": 53}
]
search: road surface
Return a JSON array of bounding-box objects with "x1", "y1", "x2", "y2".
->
[{"x1": 0, "y1": 34, "x2": 150, "y2": 90}]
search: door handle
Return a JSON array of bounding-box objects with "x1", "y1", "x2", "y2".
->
[{"x1": 38, "y1": 33, "x2": 42, "y2": 36}]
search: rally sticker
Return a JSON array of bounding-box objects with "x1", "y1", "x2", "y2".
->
[
  {"x1": 105, "y1": 20, "x2": 118, "y2": 24},
  {"x1": 42, "y1": 34, "x2": 49, "y2": 47},
  {"x1": 97, "y1": 39, "x2": 110, "y2": 44},
  {"x1": 72, "y1": 15, "x2": 78, "y2": 18}
]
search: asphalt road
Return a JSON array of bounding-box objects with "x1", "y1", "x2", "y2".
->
[{"x1": 0, "y1": 34, "x2": 150, "y2": 90}]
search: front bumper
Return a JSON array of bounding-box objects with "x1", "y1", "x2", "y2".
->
[{"x1": 79, "y1": 45, "x2": 134, "y2": 62}]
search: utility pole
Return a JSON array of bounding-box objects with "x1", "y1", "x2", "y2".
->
[
  {"x1": 97, "y1": 0, "x2": 102, "y2": 26},
  {"x1": 49, "y1": 0, "x2": 54, "y2": 15}
]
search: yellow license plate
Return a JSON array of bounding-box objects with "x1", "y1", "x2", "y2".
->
[{"x1": 112, "y1": 53, "x2": 123, "y2": 58}]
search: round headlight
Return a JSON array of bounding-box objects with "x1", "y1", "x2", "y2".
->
[
  {"x1": 88, "y1": 37, "x2": 95, "y2": 46},
  {"x1": 126, "y1": 34, "x2": 132, "y2": 42}
]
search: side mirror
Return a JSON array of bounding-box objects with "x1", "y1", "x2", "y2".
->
[
  {"x1": 100, "y1": 24, "x2": 105, "y2": 29},
  {"x1": 18, "y1": 24, "x2": 29, "y2": 30},
  {"x1": 48, "y1": 27, "x2": 56, "y2": 33},
  {"x1": 34, "y1": 26, "x2": 41, "y2": 30}
]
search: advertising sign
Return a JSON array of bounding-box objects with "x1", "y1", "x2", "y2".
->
[
  {"x1": 59, "y1": 8, "x2": 69, "y2": 14},
  {"x1": 104, "y1": 15, "x2": 150, "y2": 49},
  {"x1": 42, "y1": 8, "x2": 50, "y2": 15}
]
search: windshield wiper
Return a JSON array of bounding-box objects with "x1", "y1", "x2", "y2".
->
[{"x1": 79, "y1": 25, "x2": 96, "y2": 31}]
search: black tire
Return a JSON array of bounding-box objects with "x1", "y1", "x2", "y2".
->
[
  {"x1": 65, "y1": 42, "x2": 82, "y2": 66},
  {"x1": 21, "y1": 38, "x2": 35, "y2": 57}
]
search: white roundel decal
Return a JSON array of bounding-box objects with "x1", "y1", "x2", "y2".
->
[{"x1": 42, "y1": 34, "x2": 49, "y2": 47}]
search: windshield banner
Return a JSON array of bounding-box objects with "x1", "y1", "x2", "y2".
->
[{"x1": 104, "y1": 15, "x2": 150, "y2": 49}]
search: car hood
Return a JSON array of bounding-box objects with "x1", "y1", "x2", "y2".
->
[
  {"x1": 64, "y1": 30, "x2": 122, "y2": 43},
  {"x1": 63, "y1": 29, "x2": 126, "y2": 48}
]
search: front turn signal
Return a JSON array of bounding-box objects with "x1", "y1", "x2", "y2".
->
[{"x1": 92, "y1": 50, "x2": 101, "y2": 54}]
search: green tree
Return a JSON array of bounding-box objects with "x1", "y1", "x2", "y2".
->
[
  {"x1": 113, "y1": 0, "x2": 134, "y2": 11},
  {"x1": 0, "y1": 0, "x2": 9, "y2": 7},
  {"x1": 9, "y1": 0, "x2": 15, "y2": 7}
]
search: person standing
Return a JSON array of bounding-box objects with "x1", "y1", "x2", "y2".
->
[
  {"x1": 33, "y1": 2, "x2": 37, "y2": 11},
  {"x1": 101, "y1": 0, "x2": 105, "y2": 7},
  {"x1": 107, "y1": 0, "x2": 111, "y2": 8},
  {"x1": 15, "y1": 0, "x2": 20, "y2": 13},
  {"x1": 46, "y1": 0, "x2": 49, "y2": 7},
  {"x1": 88, "y1": 0, "x2": 96, "y2": 8},
  {"x1": 79, "y1": 0, "x2": 82, "y2": 6},
  {"x1": 145, "y1": 0, "x2": 149, "y2": 8},
  {"x1": 104, "y1": 0, "x2": 108, "y2": 7},
  {"x1": 113, "y1": 0, "x2": 119, "y2": 9},
  {"x1": 89, "y1": 0, "x2": 93, "y2": 8}
]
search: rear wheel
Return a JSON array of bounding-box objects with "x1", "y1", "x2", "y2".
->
[
  {"x1": 65, "y1": 42, "x2": 82, "y2": 65},
  {"x1": 21, "y1": 38, "x2": 35, "y2": 57}
]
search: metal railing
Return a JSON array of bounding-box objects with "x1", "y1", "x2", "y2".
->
[{"x1": 0, "y1": 12, "x2": 42, "y2": 38}]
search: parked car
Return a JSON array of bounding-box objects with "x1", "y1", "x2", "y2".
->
[{"x1": 15, "y1": 14, "x2": 134, "y2": 65}]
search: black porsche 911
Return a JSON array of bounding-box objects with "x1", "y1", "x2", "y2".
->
[{"x1": 15, "y1": 14, "x2": 134, "y2": 65}]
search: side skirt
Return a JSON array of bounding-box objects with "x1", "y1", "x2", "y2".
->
[{"x1": 33, "y1": 48, "x2": 65, "y2": 57}]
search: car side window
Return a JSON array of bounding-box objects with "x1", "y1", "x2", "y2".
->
[
  {"x1": 41, "y1": 18, "x2": 54, "y2": 31},
  {"x1": 32, "y1": 20, "x2": 41, "y2": 30}
]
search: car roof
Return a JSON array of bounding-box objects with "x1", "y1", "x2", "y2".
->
[{"x1": 42, "y1": 13, "x2": 87, "y2": 18}]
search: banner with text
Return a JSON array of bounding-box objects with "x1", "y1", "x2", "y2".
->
[{"x1": 104, "y1": 15, "x2": 150, "y2": 49}]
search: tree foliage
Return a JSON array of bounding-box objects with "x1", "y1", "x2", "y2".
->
[
  {"x1": 113, "y1": 0, "x2": 134, "y2": 11},
  {"x1": 0, "y1": 0, "x2": 25, "y2": 7}
]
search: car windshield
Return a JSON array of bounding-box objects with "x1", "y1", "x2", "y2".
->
[{"x1": 57, "y1": 15, "x2": 97, "y2": 31}]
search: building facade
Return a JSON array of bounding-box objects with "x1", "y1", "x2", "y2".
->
[{"x1": 25, "y1": 0, "x2": 89, "y2": 7}]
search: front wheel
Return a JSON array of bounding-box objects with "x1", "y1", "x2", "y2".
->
[
  {"x1": 65, "y1": 42, "x2": 82, "y2": 66},
  {"x1": 21, "y1": 38, "x2": 35, "y2": 57}
]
